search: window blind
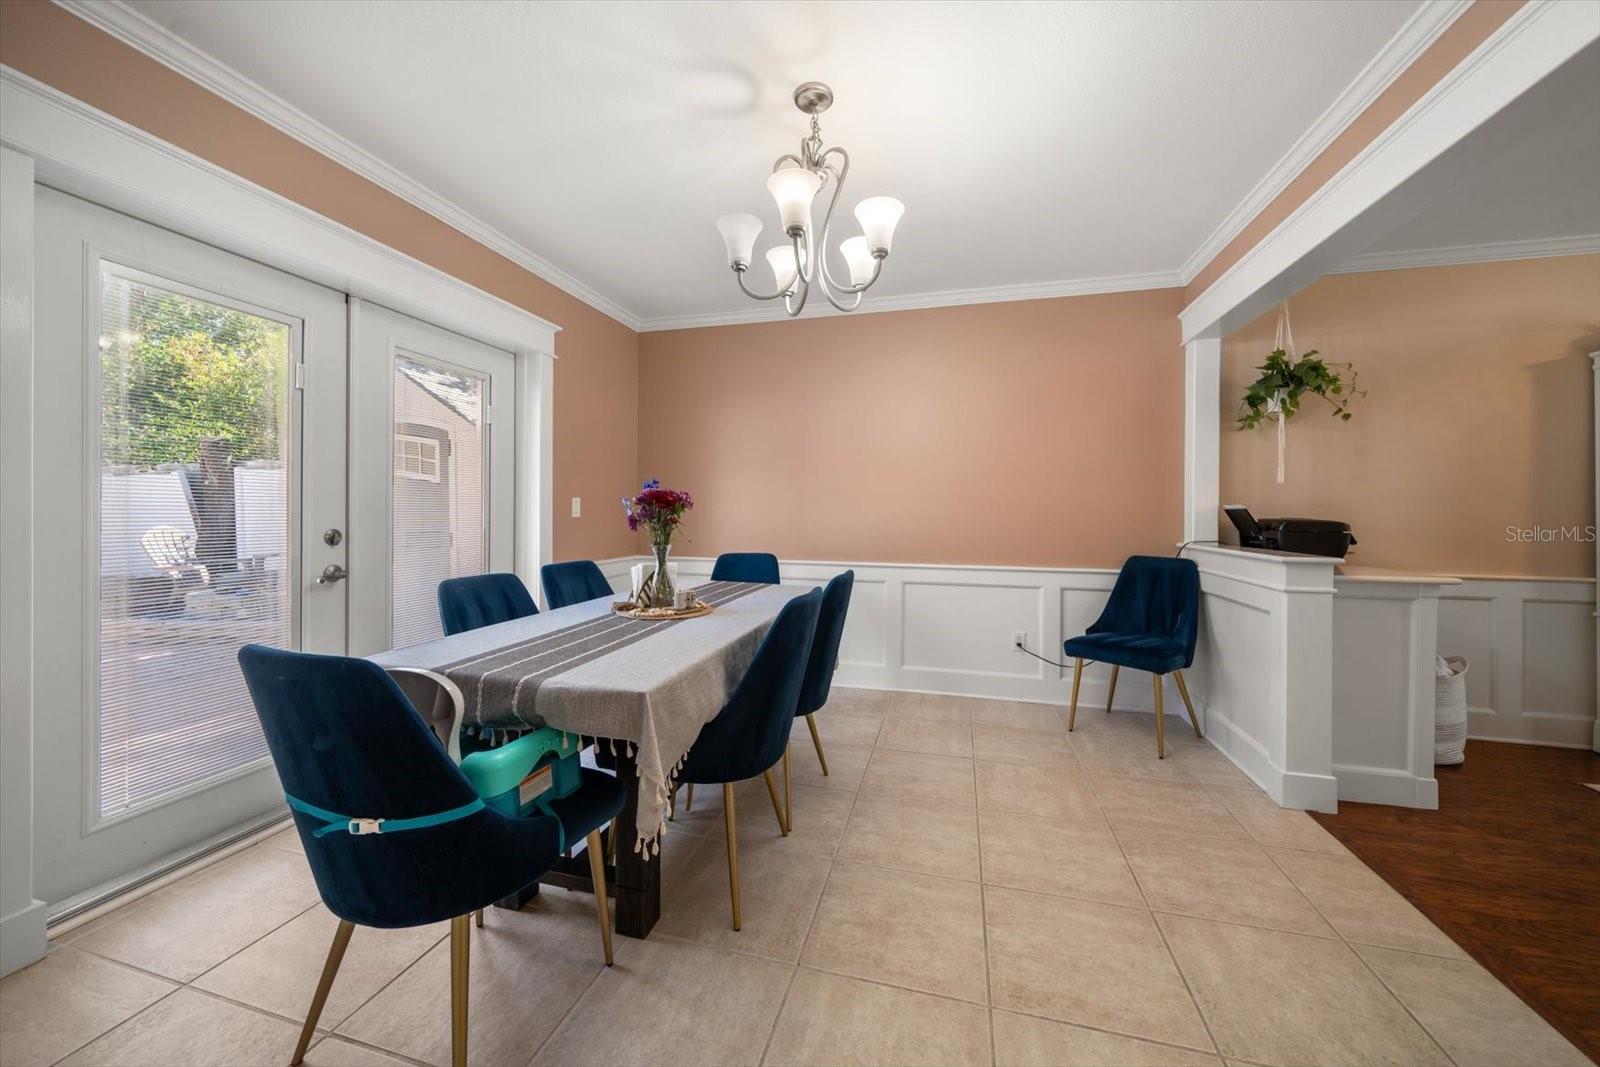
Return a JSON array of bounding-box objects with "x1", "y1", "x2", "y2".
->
[{"x1": 97, "y1": 270, "x2": 292, "y2": 818}]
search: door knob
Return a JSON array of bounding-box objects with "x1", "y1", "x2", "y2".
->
[{"x1": 317, "y1": 564, "x2": 349, "y2": 585}]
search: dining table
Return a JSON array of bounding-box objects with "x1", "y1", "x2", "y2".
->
[{"x1": 369, "y1": 578, "x2": 807, "y2": 937}]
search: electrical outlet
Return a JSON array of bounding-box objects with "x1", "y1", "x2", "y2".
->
[
  {"x1": 570, "y1": 497, "x2": 582, "y2": 518},
  {"x1": 1012, "y1": 630, "x2": 1027, "y2": 651}
]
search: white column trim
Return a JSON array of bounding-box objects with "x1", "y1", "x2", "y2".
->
[
  {"x1": 515, "y1": 348, "x2": 556, "y2": 605},
  {"x1": 0, "y1": 145, "x2": 48, "y2": 976},
  {"x1": 1592, "y1": 350, "x2": 1599, "y2": 753},
  {"x1": 1183, "y1": 335, "x2": 1222, "y2": 543}
]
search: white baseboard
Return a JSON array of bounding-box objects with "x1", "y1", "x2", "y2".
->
[
  {"x1": 1332, "y1": 762, "x2": 1440, "y2": 808},
  {"x1": 0, "y1": 898, "x2": 47, "y2": 977}
]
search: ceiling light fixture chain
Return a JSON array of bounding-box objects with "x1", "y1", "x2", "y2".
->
[{"x1": 715, "y1": 82, "x2": 905, "y2": 317}]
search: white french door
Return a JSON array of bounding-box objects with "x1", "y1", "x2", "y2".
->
[
  {"x1": 31, "y1": 188, "x2": 349, "y2": 904},
  {"x1": 347, "y1": 301, "x2": 515, "y2": 655}
]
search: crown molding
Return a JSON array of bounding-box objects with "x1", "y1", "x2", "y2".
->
[
  {"x1": 55, "y1": 0, "x2": 644, "y2": 332},
  {"x1": 1177, "y1": 0, "x2": 1471, "y2": 285},
  {"x1": 636, "y1": 270, "x2": 1185, "y2": 332},
  {"x1": 1330, "y1": 233, "x2": 1600, "y2": 274}
]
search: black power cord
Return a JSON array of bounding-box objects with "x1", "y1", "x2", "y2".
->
[{"x1": 1013, "y1": 636, "x2": 1073, "y2": 670}]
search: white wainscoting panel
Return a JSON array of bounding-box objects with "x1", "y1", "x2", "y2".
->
[
  {"x1": 1330, "y1": 578, "x2": 1444, "y2": 809},
  {"x1": 599, "y1": 556, "x2": 1160, "y2": 708},
  {"x1": 1185, "y1": 546, "x2": 1339, "y2": 812},
  {"x1": 1438, "y1": 578, "x2": 1597, "y2": 748}
]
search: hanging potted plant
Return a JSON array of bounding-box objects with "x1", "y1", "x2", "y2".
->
[{"x1": 1237, "y1": 304, "x2": 1363, "y2": 482}]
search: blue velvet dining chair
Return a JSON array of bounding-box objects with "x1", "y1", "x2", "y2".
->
[
  {"x1": 1063, "y1": 555, "x2": 1202, "y2": 758},
  {"x1": 786, "y1": 570, "x2": 854, "y2": 824},
  {"x1": 437, "y1": 572, "x2": 537, "y2": 636},
  {"x1": 710, "y1": 552, "x2": 780, "y2": 584},
  {"x1": 237, "y1": 644, "x2": 624, "y2": 1067},
  {"x1": 541, "y1": 559, "x2": 613, "y2": 610},
  {"x1": 676, "y1": 588, "x2": 822, "y2": 930}
]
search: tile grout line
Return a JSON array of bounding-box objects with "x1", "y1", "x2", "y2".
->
[
  {"x1": 519, "y1": 940, "x2": 613, "y2": 1067},
  {"x1": 756, "y1": 736, "x2": 846, "y2": 1067},
  {"x1": 971, "y1": 716, "x2": 998, "y2": 1067},
  {"x1": 1256, "y1": 843, "x2": 1462, "y2": 1067},
  {"x1": 1077, "y1": 729, "x2": 1226, "y2": 1060},
  {"x1": 42, "y1": 969, "x2": 186, "y2": 1067}
]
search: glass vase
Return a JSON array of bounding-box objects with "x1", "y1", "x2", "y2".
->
[{"x1": 648, "y1": 540, "x2": 674, "y2": 608}]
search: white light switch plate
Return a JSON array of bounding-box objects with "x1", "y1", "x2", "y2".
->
[{"x1": 570, "y1": 497, "x2": 582, "y2": 518}]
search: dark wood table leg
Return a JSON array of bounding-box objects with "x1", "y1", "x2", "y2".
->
[{"x1": 610, "y1": 748, "x2": 661, "y2": 938}]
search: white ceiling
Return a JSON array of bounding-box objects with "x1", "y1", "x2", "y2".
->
[
  {"x1": 114, "y1": 0, "x2": 1432, "y2": 327},
  {"x1": 1353, "y1": 42, "x2": 1600, "y2": 261}
]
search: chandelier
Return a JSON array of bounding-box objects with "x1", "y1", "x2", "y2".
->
[{"x1": 715, "y1": 82, "x2": 905, "y2": 316}]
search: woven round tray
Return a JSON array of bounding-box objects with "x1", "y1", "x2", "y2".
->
[{"x1": 611, "y1": 599, "x2": 714, "y2": 621}]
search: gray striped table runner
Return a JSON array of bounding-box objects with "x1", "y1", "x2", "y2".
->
[{"x1": 438, "y1": 580, "x2": 766, "y2": 729}]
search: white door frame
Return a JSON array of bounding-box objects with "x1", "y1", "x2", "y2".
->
[
  {"x1": 1176, "y1": 0, "x2": 1600, "y2": 542},
  {"x1": 0, "y1": 69, "x2": 559, "y2": 975}
]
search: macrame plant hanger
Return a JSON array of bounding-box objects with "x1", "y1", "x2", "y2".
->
[{"x1": 1271, "y1": 302, "x2": 1296, "y2": 485}]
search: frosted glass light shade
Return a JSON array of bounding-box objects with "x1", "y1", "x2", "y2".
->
[
  {"x1": 840, "y1": 236, "x2": 876, "y2": 285},
  {"x1": 854, "y1": 196, "x2": 905, "y2": 255},
  {"x1": 767, "y1": 167, "x2": 823, "y2": 235},
  {"x1": 765, "y1": 244, "x2": 807, "y2": 294},
  {"x1": 716, "y1": 213, "x2": 762, "y2": 268}
]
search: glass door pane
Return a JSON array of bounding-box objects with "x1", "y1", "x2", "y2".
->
[
  {"x1": 391, "y1": 352, "x2": 488, "y2": 647},
  {"x1": 346, "y1": 300, "x2": 515, "y2": 657},
  {"x1": 96, "y1": 269, "x2": 293, "y2": 818}
]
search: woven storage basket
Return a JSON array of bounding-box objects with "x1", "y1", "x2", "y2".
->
[{"x1": 1434, "y1": 656, "x2": 1469, "y2": 765}]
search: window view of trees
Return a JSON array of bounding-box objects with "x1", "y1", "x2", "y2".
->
[{"x1": 100, "y1": 276, "x2": 288, "y2": 467}]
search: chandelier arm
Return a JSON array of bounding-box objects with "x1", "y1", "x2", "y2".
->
[
  {"x1": 821, "y1": 257, "x2": 883, "y2": 306},
  {"x1": 819, "y1": 278, "x2": 864, "y2": 313},
  {"x1": 735, "y1": 269, "x2": 791, "y2": 302},
  {"x1": 785, "y1": 232, "x2": 811, "y2": 316},
  {"x1": 771, "y1": 153, "x2": 804, "y2": 172},
  {"x1": 794, "y1": 224, "x2": 815, "y2": 286},
  {"x1": 813, "y1": 148, "x2": 864, "y2": 295}
]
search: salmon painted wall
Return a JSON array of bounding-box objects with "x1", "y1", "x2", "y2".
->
[
  {"x1": 0, "y1": 1, "x2": 639, "y2": 561},
  {"x1": 637, "y1": 289, "x2": 1186, "y2": 568},
  {"x1": 1221, "y1": 255, "x2": 1599, "y2": 579},
  {"x1": 1184, "y1": 0, "x2": 1525, "y2": 304}
]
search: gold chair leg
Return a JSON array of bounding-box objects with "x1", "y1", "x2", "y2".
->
[
  {"x1": 1153, "y1": 673, "x2": 1166, "y2": 759},
  {"x1": 723, "y1": 783, "x2": 742, "y2": 930},
  {"x1": 685, "y1": 784, "x2": 694, "y2": 811},
  {"x1": 667, "y1": 785, "x2": 676, "y2": 820},
  {"x1": 473, "y1": 909, "x2": 483, "y2": 929},
  {"x1": 1174, "y1": 669, "x2": 1202, "y2": 738},
  {"x1": 1106, "y1": 664, "x2": 1119, "y2": 714},
  {"x1": 1067, "y1": 657, "x2": 1084, "y2": 731},
  {"x1": 449, "y1": 914, "x2": 470, "y2": 1067},
  {"x1": 763, "y1": 769, "x2": 789, "y2": 835},
  {"x1": 783, "y1": 743, "x2": 793, "y2": 831},
  {"x1": 290, "y1": 919, "x2": 354, "y2": 1066},
  {"x1": 606, "y1": 817, "x2": 618, "y2": 864},
  {"x1": 585, "y1": 829, "x2": 614, "y2": 966},
  {"x1": 805, "y1": 714, "x2": 829, "y2": 775}
]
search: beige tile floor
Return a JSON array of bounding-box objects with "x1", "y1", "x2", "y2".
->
[{"x1": 2, "y1": 688, "x2": 1591, "y2": 1067}]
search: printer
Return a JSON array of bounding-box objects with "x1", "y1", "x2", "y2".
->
[{"x1": 1223, "y1": 505, "x2": 1357, "y2": 559}]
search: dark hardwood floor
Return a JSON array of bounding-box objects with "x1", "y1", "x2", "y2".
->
[{"x1": 1312, "y1": 740, "x2": 1600, "y2": 1064}]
